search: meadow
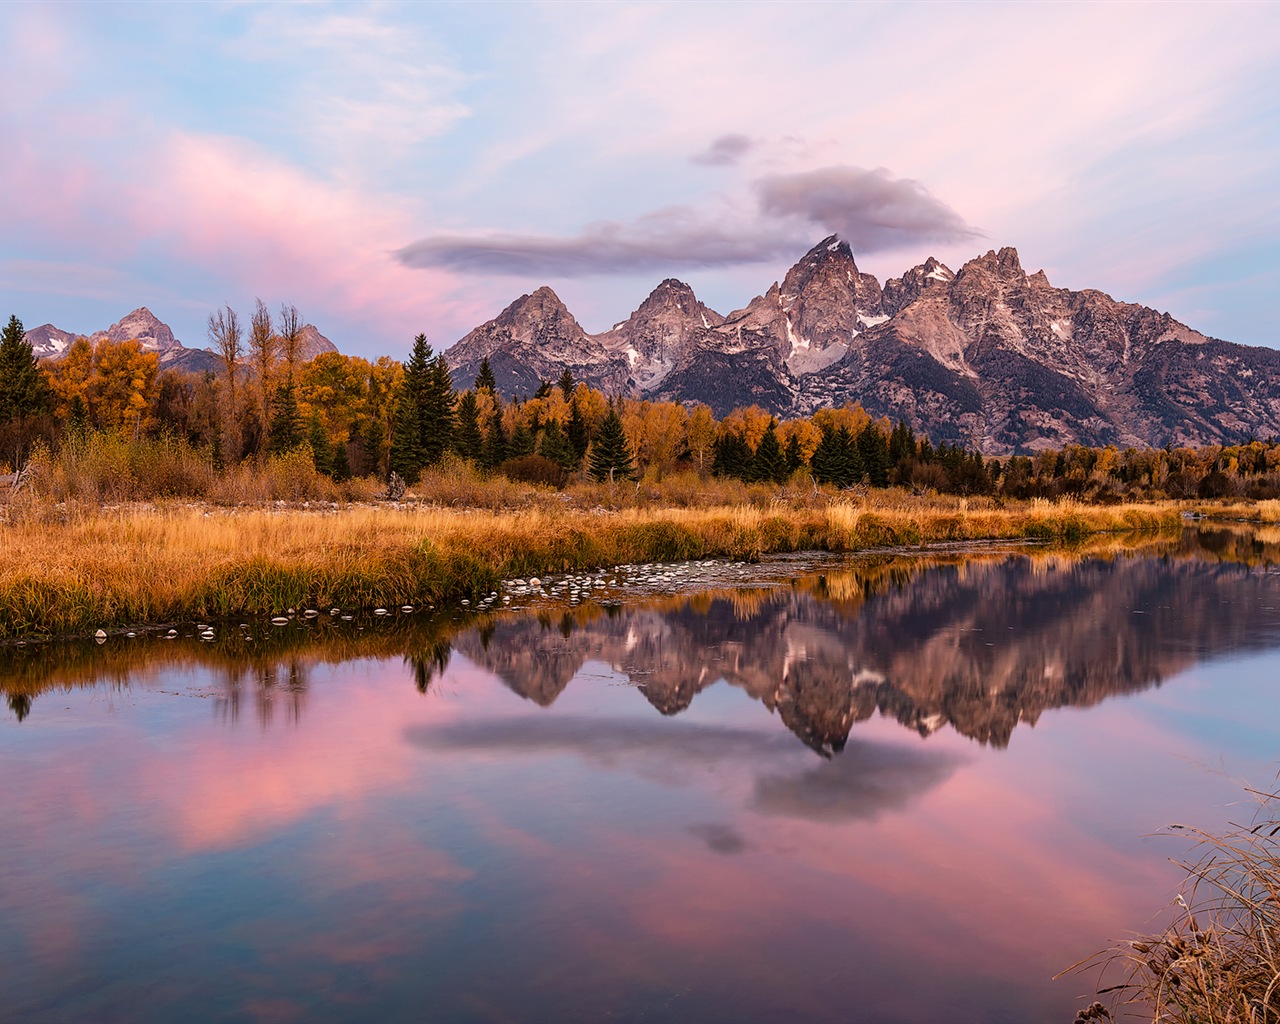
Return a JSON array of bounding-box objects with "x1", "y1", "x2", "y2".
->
[{"x1": 0, "y1": 463, "x2": 1185, "y2": 639}]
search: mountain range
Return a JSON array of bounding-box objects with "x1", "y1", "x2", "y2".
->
[
  {"x1": 25, "y1": 308, "x2": 338, "y2": 376},
  {"x1": 445, "y1": 237, "x2": 1280, "y2": 452}
]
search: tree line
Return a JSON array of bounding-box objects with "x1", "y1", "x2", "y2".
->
[{"x1": 5, "y1": 308, "x2": 1280, "y2": 501}]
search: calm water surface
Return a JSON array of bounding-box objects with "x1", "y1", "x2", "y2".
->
[{"x1": 3, "y1": 528, "x2": 1280, "y2": 1023}]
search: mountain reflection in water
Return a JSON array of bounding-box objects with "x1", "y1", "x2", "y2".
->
[{"x1": 5, "y1": 526, "x2": 1280, "y2": 753}]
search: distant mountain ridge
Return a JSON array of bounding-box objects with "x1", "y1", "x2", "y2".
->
[
  {"x1": 25, "y1": 308, "x2": 339, "y2": 375},
  {"x1": 446, "y1": 237, "x2": 1280, "y2": 452}
]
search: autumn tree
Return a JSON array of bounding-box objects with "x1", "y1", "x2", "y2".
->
[
  {"x1": 685, "y1": 403, "x2": 717, "y2": 473},
  {"x1": 248, "y1": 297, "x2": 276, "y2": 448},
  {"x1": 207, "y1": 304, "x2": 244, "y2": 461},
  {"x1": 89, "y1": 339, "x2": 160, "y2": 435},
  {"x1": 278, "y1": 303, "x2": 304, "y2": 381}
]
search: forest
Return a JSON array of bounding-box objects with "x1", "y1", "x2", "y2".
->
[{"x1": 4, "y1": 309, "x2": 1280, "y2": 505}]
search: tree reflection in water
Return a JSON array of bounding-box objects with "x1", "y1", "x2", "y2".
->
[{"x1": 3, "y1": 525, "x2": 1280, "y2": 754}]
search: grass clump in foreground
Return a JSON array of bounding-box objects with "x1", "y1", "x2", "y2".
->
[
  {"x1": 0, "y1": 494, "x2": 1180, "y2": 639},
  {"x1": 1064, "y1": 787, "x2": 1280, "y2": 1024}
]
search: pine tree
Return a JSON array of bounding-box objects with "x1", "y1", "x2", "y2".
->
[
  {"x1": 475, "y1": 357, "x2": 497, "y2": 394},
  {"x1": 812, "y1": 425, "x2": 862, "y2": 488},
  {"x1": 419, "y1": 353, "x2": 455, "y2": 468},
  {"x1": 306, "y1": 409, "x2": 333, "y2": 476},
  {"x1": 454, "y1": 390, "x2": 485, "y2": 463},
  {"x1": 482, "y1": 413, "x2": 508, "y2": 469},
  {"x1": 556, "y1": 368, "x2": 575, "y2": 400},
  {"x1": 269, "y1": 379, "x2": 302, "y2": 453},
  {"x1": 508, "y1": 421, "x2": 535, "y2": 458},
  {"x1": 587, "y1": 407, "x2": 635, "y2": 482},
  {"x1": 857, "y1": 423, "x2": 890, "y2": 487},
  {"x1": 0, "y1": 315, "x2": 50, "y2": 424},
  {"x1": 750, "y1": 420, "x2": 788, "y2": 484},
  {"x1": 889, "y1": 420, "x2": 917, "y2": 468},
  {"x1": 566, "y1": 401, "x2": 588, "y2": 466},
  {"x1": 388, "y1": 334, "x2": 432, "y2": 481},
  {"x1": 362, "y1": 416, "x2": 386, "y2": 477},
  {"x1": 712, "y1": 431, "x2": 752, "y2": 480},
  {"x1": 783, "y1": 432, "x2": 803, "y2": 475},
  {"x1": 538, "y1": 418, "x2": 576, "y2": 471}
]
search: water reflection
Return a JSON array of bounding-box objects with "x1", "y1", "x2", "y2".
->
[
  {"x1": 5, "y1": 526, "x2": 1280, "y2": 755},
  {"x1": 2, "y1": 526, "x2": 1280, "y2": 1024}
]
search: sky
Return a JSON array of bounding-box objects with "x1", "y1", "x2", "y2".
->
[{"x1": 2, "y1": 1, "x2": 1278, "y2": 362}]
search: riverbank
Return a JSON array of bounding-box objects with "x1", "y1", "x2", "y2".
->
[{"x1": 0, "y1": 495, "x2": 1187, "y2": 639}]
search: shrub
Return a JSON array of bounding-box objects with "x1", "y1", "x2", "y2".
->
[{"x1": 500, "y1": 454, "x2": 568, "y2": 489}]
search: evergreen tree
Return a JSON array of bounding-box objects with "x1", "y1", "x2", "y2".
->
[
  {"x1": 388, "y1": 334, "x2": 432, "y2": 481},
  {"x1": 66, "y1": 394, "x2": 89, "y2": 436},
  {"x1": 857, "y1": 423, "x2": 890, "y2": 487},
  {"x1": 538, "y1": 418, "x2": 576, "y2": 471},
  {"x1": 454, "y1": 390, "x2": 485, "y2": 463},
  {"x1": 712, "y1": 431, "x2": 753, "y2": 480},
  {"x1": 783, "y1": 432, "x2": 804, "y2": 475},
  {"x1": 0, "y1": 315, "x2": 50, "y2": 424},
  {"x1": 889, "y1": 420, "x2": 917, "y2": 468},
  {"x1": 362, "y1": 416, "x2": 386, "y2": 477},
  {"x1": 566, "y1": 401, "x2": 589, "y2": 466},
  {"x1": 556, "y1": 368, "x2": 575, "y2": 400},
  {"x1": 533, "y1": 380, "x2": 553, "y2": 400},
  {"x1": 419, "y1": 353, "x2": 455, "y2": 468},
  {"x1": 269, "y1": 379, "x2": 302, "y2": 453},
  {"x1": 475, "y1": 357, "x2": 497, "y2": 394},
  {"x1": 811, "y1": 426, "x2": 862, "y2": 488},
  {"x1": 306, "y1": 409, "x2": 333, "y2": 476},
  {"x1": 332, "y1": 439, "x2": 351, "y2": 481},
  {"x1": 482, "y1": 413, "x2": 508, "y2": 469},
  {"x1": 587, "y1": 407, "x2": 636, "y2": 482},
  {"x1": 750, "y1": 420, "x2": 788, "y2": 484},
  {"x1": 508, "y1": 421, "x2": 536, "y2": 458}
]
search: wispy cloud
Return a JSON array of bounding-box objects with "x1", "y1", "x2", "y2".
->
[
  {"x1": 691, "y1": 133, "x2": 755, "y2": 167},
  {"x1": 756, "y1": 166, "x2": 981, "y2": 255},
  {"x1": 396, "y1": 164, "x2": 978, "y2": 276},
  {"x1": 395, "y1": 207, "x2": 800, "y2": 277}
]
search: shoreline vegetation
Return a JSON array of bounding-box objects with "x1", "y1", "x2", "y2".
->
[
  {"x1": 0, "y1": 476, "x2": 1205, "y2": 640},
  {"x1": 1065, "y1": 786, "x2": 1280, "y2": 1024}
]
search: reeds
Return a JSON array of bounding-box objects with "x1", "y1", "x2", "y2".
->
[
  {"x1": 0, "y1": 498, "x2": 1181, "y2": 639},
  {"x1": 1065, "y1": 787, "x2": 1280, "y2": 1023}
]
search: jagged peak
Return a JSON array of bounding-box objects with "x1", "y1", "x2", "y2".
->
[
  {"x1": 498, "y1": 286, "x2": 570, "y2": 318},
  {"x1": 797, "y1": 234, "x2": 856, "y2": 264},
  {"x1": 960, "y1": 246, "x2": 1026, "y2": 282},
  {"x1": 639, "y1": 278, "x2": 698, "y2": 307}
]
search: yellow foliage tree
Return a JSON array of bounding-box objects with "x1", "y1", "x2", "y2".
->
[{"x1": 88, "y1": 339, "x2": 160, "y2": 434}]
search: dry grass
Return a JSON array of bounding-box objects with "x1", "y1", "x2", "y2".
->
[
  {"x1": 0, "y1": 495, "x2": 1181, "y2": 639},
  {"x1": 1064, "y1": 787, "x2": 1280, "y2": 1024}
]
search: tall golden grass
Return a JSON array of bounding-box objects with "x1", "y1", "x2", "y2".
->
[
  {"x1": 1064, "y1": 786, "x2": 1280, "y2": 1023},
  {"x1": 0, "y1": 497, "x2": 1181, "y2": 638}
]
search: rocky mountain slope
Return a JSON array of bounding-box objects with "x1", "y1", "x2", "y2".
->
[
  {"x1": 446, "y1": 237, "x2": 1280, "y2": 451},
  {"x1": 25, "y1": 308, "x2": 338, "y2": 376}
]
